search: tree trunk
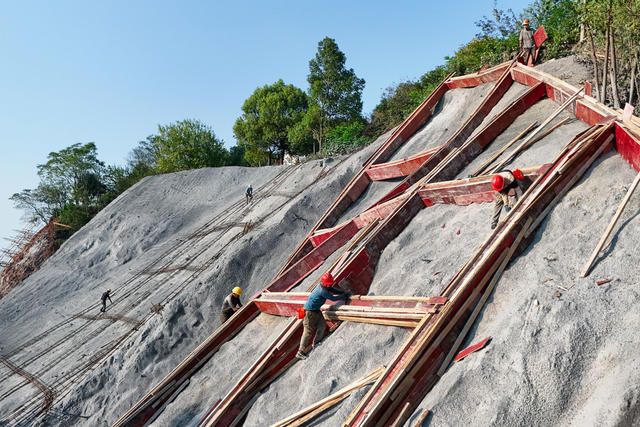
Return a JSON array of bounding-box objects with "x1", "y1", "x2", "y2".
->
[
  {"x1": 609, "y1": 27, "x2": 621, "y2": 108},
  {"x1": 630, "y1": 51, "x2": 638, "y2": 106},
  {"x1": 601, "y1": 24, "x2": 610, "y2": 103},
  {"x1": 585, "y1": 23, "x2": 600, "y2": 98}
]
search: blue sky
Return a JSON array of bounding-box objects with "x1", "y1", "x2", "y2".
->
[{"x1": 0, "y1": 0, "x2": 532, "y2": 247}]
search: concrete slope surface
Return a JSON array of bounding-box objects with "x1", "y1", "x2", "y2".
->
[{"x1": 1, "y1": 56, "x2": 639, "y2": 427}]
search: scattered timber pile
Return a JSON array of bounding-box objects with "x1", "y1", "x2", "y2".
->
[{"x1": 0, "y1": 220, "x2": 59, "y2": 297}]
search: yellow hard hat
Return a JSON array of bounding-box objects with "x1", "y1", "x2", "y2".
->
[
  {"x1": 107, "y1": 288, "x2": 111, "y2": 292},
  {"x1": 232, "y1": 286, "x2": 242, "y2": 296},
  {"x1": 523, "y1": 19, "x2": 530, "y2": 25}
]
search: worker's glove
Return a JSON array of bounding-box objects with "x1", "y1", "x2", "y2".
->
[
  {"x1": 344, "y1": 293, "x2": 352, "y2": 303},
  {"x1": 504, "y1": 205, "x2": 511, "y2": 213}
]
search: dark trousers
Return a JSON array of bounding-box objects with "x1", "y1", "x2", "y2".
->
[
  {"x1": 220, "y1": 311, "x2": 233, "y2": 324},
  {"x1": 299, "y1": 310, "x2": 326, "y2": 352},
  {"x1": 523, "y1": 47, "x2": 536, "y2": 65},
  {"x1": 491, "y1": 186, "x2": 524, "y2": 229},
  {"x1": 100, "y1": 300, "x2": 107, "y2": 312}
]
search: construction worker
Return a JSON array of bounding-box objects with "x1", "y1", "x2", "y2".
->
[
  {"x1": 519, "y1": 19, "x2": 536, "y2": 65},
  {"x1": 245, "y1": 185, "x2": 253, "y2": 205},
  {"x1": 491, "y1": 169, "x2": 527, "y2": 230},
  {"x1": 296, "y1": 273, "x2": 350, "y2": 360},
  {"x1": 220, "y1": 287, "x2": 243, "y2": 323},
  {"x1": 100, "y1": 289, "x2": 112, "y2": 313}
]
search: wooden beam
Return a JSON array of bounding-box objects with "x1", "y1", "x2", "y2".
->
[{"x1": 580, "y1": 169, "x2": 640, "y2": 277}]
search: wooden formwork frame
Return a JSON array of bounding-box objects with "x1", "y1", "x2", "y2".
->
[{"x1": 118, "y1": 61, "x2": 640, "y2": 427}]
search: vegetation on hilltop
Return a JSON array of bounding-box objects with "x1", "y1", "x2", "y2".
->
[{"x1": 9, "y1": 0, "x2": 640, "y2": 246}]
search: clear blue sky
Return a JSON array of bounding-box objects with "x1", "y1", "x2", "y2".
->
[{"x1": 0, "y1": 0, "x2": 532, "y2": 247}]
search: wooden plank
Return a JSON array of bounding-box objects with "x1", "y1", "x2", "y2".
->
[
  {"x1": 580, "y1": 169, "x2": 640, "y2": 277},
  {"x1": 271, "y1": 367, "x2": 384, "y2": 427},
  {"x1": 454, "y1": 336, "x2": 492, "y2": 362},
  {"x1": 489, "y1": 89, "x2": 583, "y2": 173},
  {"x1": 471, "y1": 121, "x2": 538, "y2": 177}
]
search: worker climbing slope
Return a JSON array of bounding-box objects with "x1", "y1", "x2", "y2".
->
[
  {"x1": 220, "y1": 287, "x2": 243, "y2": 323},
  {"x1": 490, "y1": 169, "x2": 529, "y2": 230},
  {"x1": 100, "y1": 289, "x2": 112, "y2": 313},
  {"x1": 246, "y1": 185, "x2": 253, "y2": 205},
  {"x1": 296, "y1": 273, "x2": 350, "y2": 360}
]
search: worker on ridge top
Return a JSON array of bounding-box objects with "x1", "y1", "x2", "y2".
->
[
  {"x1": 491, "y1": 169, "x2": 528, "y2": 230},
  {"x1": 520, "y1": 19, "x2": 536, "y2": 66},
  {"x1": 220, "y1": 287, "x2": 243, "y2": 323},
  {"x1": 100, "y1": 289, "x2": 112, "y2": 313},
  {"x1": 296, "y1": 272, "x2": 351, "y2": 360},
  {"x1": 246, "y1": 185, "x2": 253, "y2": 205}
]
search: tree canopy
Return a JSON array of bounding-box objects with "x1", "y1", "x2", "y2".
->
[
  {"x1": 307, "y1": 37, "x2": 365, "y2": 151},
  {"x1": 234, "y1": 79, "x2": 309, "y2": 165},
  {"x1": 154, "y1": 119, "x2": 227, "y2": 173}
]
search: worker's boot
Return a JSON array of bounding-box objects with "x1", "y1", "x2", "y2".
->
[{"x1": 295, "y1": 350, "x2": 308, "y2": 360}]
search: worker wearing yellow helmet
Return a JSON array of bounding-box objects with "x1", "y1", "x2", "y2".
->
[{"x1": 220, "y1": 287, "x2": 243, "y2": 323}]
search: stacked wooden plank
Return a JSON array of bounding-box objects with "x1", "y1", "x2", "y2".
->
[{"x1": 255, "y1": 293, "x2": 448, "y2": 328}]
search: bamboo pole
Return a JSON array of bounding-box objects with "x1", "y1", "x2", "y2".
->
[
  {"x1": 471, "y1": 121, "x2": 537, "y2": 177},
  {"x1": 271, "y1": 367, "x2": 384, "y2": 427},
  {"x1": 580, "y1": 169, "x2": 640, "y2": 277},
  {"x1": 489, "y1": 89, "x2": 583, "y2": 173}
]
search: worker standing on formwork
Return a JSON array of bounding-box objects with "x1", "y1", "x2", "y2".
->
[
  {"x1": 296, "y1": 273, "x2": 350, "y2": 360},
  {"x1": 246, "y1": 185, "x2": 253, "y2": 205},
  {"x1": 520, "y1": 19, "x2": 536, "y2": 65},
  {"x1": 100, "y1": 289, "x2": 112, "y2": 313},
  {"x1": 220, "y1": 287, "x2": 243, "y2": 323},
  {"x1": 491, "y1": 169, "x2": 528, "y2": 230}
]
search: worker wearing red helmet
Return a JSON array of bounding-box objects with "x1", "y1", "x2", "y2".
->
[
  {"x1": 520, "y1": 19, "x2": 536, "y2": 65},
  {"x1": 491, "y1": 169, "x2": 527, "y2": 230},
  {"x1": 296, "y1": 272, "x2": 350, "y2": 360}
]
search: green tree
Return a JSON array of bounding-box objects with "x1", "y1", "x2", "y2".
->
[
  {"x1": 234, "y1": 79, "x2": 309, "y2": 165},
  {"x1": 10, "y1": 142, "x2": 106, "y2": 224},
  {"x1": 154, "y1": 119, "x2": 227, "y2": 173},
  {"x1": 524, "y1": 0, "x2": 580, "y2": 58},
  {"x1": 308, "y1": 37, "x2": 365, "y2": 152}
]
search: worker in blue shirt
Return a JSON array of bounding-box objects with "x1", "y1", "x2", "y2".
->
[{"x1": 296, "y1": 272, "x2": 350, "y2": 360}]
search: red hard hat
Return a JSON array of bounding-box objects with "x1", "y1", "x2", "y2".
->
[
  {"x1": 491, "y1": 174, "x2": 505, "y2": 191},
  {"x1": 513, "y1": 169, "x2": 524, "y2": 180},
  {"x1": 320, "y1": 272, "x2": 335, "y2": 286}
]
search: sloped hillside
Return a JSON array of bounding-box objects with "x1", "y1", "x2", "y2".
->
[
  {"x1": 1, "y1": 57, "x2": 639, "y2": 427},
  {"x1": 0, "y1": 138, "x2": 390, "y2": 425}
]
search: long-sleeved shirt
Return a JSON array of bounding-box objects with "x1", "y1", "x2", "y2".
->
[
  {"x1": 221, "y1": 294, "x2": 242, "y2": 316},
  {"x1": 304, "y1": 284, "x2": 347, "y2": 311},
  {"x1": 520, "y1": 28, "x2": 535, "y2": 48},
  {"x1": 101, "y1": 292, "x2": 112, "y2": 303}
]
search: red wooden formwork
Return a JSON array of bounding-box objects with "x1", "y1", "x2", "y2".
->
[
  {"x1": 281, "y1": 75, "x2": 453, "y2": 272},
  {"x1": 418, "y1": 165, "x2": 547, "y2": 206},
  {"x1": 344, "y1": 124, "x2": 616, "y2": 427},
  {"x1": 365, "y1": 145, "x2": 443, "y2": 181},
  {"x1": 445, "y1": 62, "x2": 511, "y2": 88},
  {"x1": 376, "y1": 70, "x2": 540, "y2": 206},
  {"x1": 254, "y1": 293, "x2": 447, "y2": 317},
  {"x1": 614, "y1": 122, "x2": 640, "y2": 171},
  {"x1": 510, "y1": 64, "x2": 615, "y2": 126},
  {"x1": 114, "y1": 218, "x2": 359, "y2": 427}
]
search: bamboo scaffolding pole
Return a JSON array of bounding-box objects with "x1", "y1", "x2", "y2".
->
[
  {"x1": 271, "y1": 367, "x2": 385, "y2": 427},
  {"x1": 580, "y1": 169, "x2": 640, "y2": 277},
  {"x1": 471, "y1": 121, "x2": 537, "y2": 176},
  {"x1": 489, "y1": 89, "x2": 583, "y2": 173}
]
